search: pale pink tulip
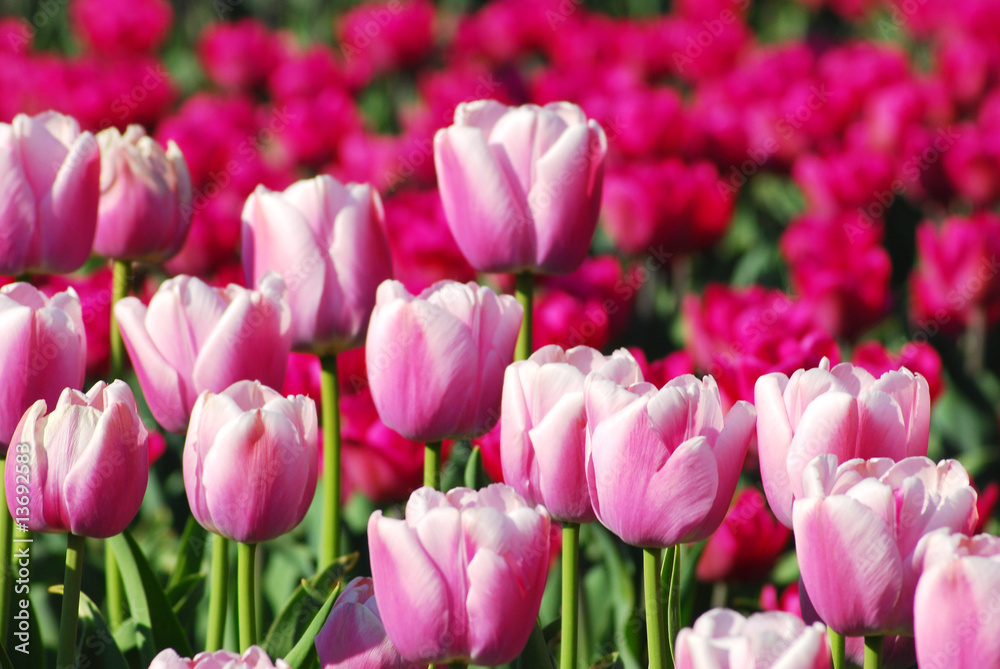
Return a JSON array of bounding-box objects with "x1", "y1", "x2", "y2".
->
[
  {"x1": 315, "y1": 577, "x2": 424, "y2": 669},
  {"x1": 183, "y1": 380, "x2": 317, "y2": 544},
  {"x1": 367, "y1": 484, "x2": 550, "y2": 665},
  {"x1": 242, "y1": 175, "x2": 393, "y2": 354},
  {"x1": 675, "y1": 608, "x2": 830, "y2": 669},
  {"x1": 5, "y1": 380, "x2": 148, "y2": 538},
  {"x1": 585, "y1": 374, "x2": 756, "y2": 548},
  {"x1": 148, "y1": 646, "x2": 290, "y2": 668},
  {"x1": 501, "y1": 345, "x2": 643, "y2": 523},
  {"x1": 0, "y1": 111, "x2": 100, "y2": 274},
  {"x1": 793, "y1": 455, "x2": 977, "y2": 636},
  {"x1": 434, "y1": 100, "x2": 607, "y2": 274},
  {"x1": 114, "y1": 273, "x2": 291, "y2": 432},
  {"x1": 756, "y1": 358, "x2": 931, "y2": 527},
  {"x1": 913, "y1": 530, "x2": 1000, "y2": 669},
  {"x1": 93, "y1": 125, "x2": 192, "y2": 261},
  {"x1": 0, "y1": 282, "x2": 86, "y2": 452},
  {"x1": 366, "y1": 280, "x2": 522, "y2": 442}
]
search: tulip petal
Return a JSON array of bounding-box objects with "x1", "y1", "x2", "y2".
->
[
  {"x1": 37, "y1": 131, "x2": 100, "y2": 272},
  {"x1": 5, "y1": 402, "x2": 51, "y2": 532},
  {"x1": 697, "y1": 401, "x2": 755, "y2": 539},
  {"x1": 856, "y1": 390, "x2": 908, "y2": 461},
  {"x1": 786, "y1": 392, "x2": 859, "y2": 501},
  {"x1": 0, "y1": 124, "x2": 37, "y2": 274},
  {"x1": 754, "y1": 373, "x2": 795, "y2": 527}
]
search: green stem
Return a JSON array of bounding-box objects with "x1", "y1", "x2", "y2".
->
[
  {"x1": 0, "y1": 463, "x2": 10, "y2": 646},
  {"x1": 206, "y1": 535, "x2": 229, "y2": 652},
  {"x1": 56, "y1": 534, "x2": 86, "y2": 669},
  {"x1": 864, "y1": 636, "x2": 883, "y2": 669},
  {"x1": 109, "y1": 259, "x2": 130, "y2": 378},
  {"x1": 319, "y1": 354, "x2": 341, "y2": 569},
  {"x1": 665, "y1": 545, "x2": 681, "y2": 664},
  {"x1": 829, "y1": 628, "x2": 845, "y2": 669},
  {"x1": 106, "y1": 547, "x2": 124, "y2": 631},
  {"x1": 237, "y1": 543, "x2": 257, "y2": 652},
  {"x1": 560, "y1": 523, "x2": 579, "y2": 669},
  {"x1": 425, "y1": 441, "x2": 442, "y2": 490},
  {"x1": 515, "y1": 272, "x2": 534, "y2": 362},
  {"x1": 643, "y1": 548, "x2": 666, "y2": 669}
]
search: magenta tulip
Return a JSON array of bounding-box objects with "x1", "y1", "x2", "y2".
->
[
  {"x1": 675, "y1": 608, "x2": 830, "y2": 669},
  {"x1": 501, "y1": 345, "x2": 644, "y2": 523},
  {"x1": 114, "y1": 273, "x2": 291, "y2": 432},
  {"x1": 0, "y1": 282, "x2": 86, "y2": 452},
  {"x1": 93, "y1": 125, "x2": 192, "y2": 262},
  {"x1": 242, "y1": 175, "x2": 393, "y2": 354},
  {"x1": 913, "y1": 530, "x2": 1000, "y2": 669},
  {"x1": 433, "y1": 100, "x2": 607, "y2": 274},
  {"x1": 314, "y1": 577, "x2": 424, "y2": 669},
  {"x1": 366, "y1": 280, "x2": 522, "y2": 442},
  {"x1": 368, "y1": 484, "x2": 550, "y2": 665},
  {"x1": 793, "y1": 454, "x2": 977, "y2": 636},
  {"x1": 5, "y1": 380, "x2": 148, "y2": 538},
  {"x1": 0, "y1": 111, "x2": 100, "y2": 274},
  {"x1": 183, "y1": 380, "x2": 317, "y2": 544},
  {"x1": 149, "y1": 647, "x2": 289, "y2": 669},
  {"x1": 585, "y1": 373, "x2": 755, "y2": 548},
  {"x1": 756, "y1": 358, "x2": 931, "y2": 527}
]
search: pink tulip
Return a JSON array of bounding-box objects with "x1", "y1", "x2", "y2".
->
[
  {"x1": 675, "y1": 608, "x2": 830, "y2": 669},
  {"x1": 5, "y1": 380, "x2": 148, "y2": 538},
  {"x1": 93, "y1": 125, "x2": 192, "y2": 262},
  {"x1": 366, "y1": 280, "x2": 522, "y2": 442},
  {"x1": 793, "y1": 455, "x2": 977, "y2": 636},
  {"x1": 148, "y1": 646, "x2": 289, "y2": 669},
  {"x1": 114, "y1": 273, "x2": 291, "y2": 433},
  {"x1": 501, "y1": 345, "x2": 643, "y2": 523},
  {"x1": 69, "y1": 0, "x2": 173, "y2": 56},
  {"x1": 183, "y1": 380, "x2": 317, "y2": 544},
  {"x1": 0, "y1": 282, "x2": 86, "y2": 452},
  {"x1": 368, "y1": 484, "x2": 550, "y2": 665},
  {"x1": 242, "y1": 175, "x2": 393, "y2": 354},
  {"x1": 433, "y1": 100, "x2": 607, "y2": 274},
  {"x1": 585, "y1": 374, "x2": 756, "y2": 548},
  {"x1": 695, "y1": 487, "x2": 791, "y2": 583},
  {"x1": 314, "y1": 577, "x2": 424, "y2": 669},
  {"x1": 0, "y1": 111, "x2": 100, "y2": 275},
  {"x1": 913, "y1": 530, "x2": 1000, "y2": 669},
  {"x1": 755, "y1": 358, "x2": 931, "y2": 527}
]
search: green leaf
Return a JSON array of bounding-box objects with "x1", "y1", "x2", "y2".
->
[
  {"x1": 167, "y1": 516, "x2": 208, "y2": 590},
  {"x1": 75, "y1": 592, "x2": 130, "y2": 669},
  {"x1": 464, "y1": 446, "x2": 486, "y2": 489},
  {"x1": 165, "y1": 572, "x2": 206, "y2": 622},
  {"x1": 281, "y1": 581, "x2": 344, "y2": 669},
  {"x1": 110, "y1": 530, "x2": 193, "y2": 663},
  {"x1": 0, "y1": 638, "x2": 14, "y2": 669},
  {"x1": 590, "y1": 652, "x2": 624, "y2": 669},
  {"x1": 261, "y1": 553, "x2": 357, "y2": 660}
]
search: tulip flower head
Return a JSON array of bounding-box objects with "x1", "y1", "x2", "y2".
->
[
  {"x1": 93, "y1": 124, "x2": 192, "y2": 262},
  {"x1": 314, "y1": 576, "x2": 423, "y2": 669},
  {"x1": 0, "y1": 111, "x2": 100, "y2": 275},
  {"x1": 675, "y1": 608, "x2": 830, "y2": 669},
  {"x1": 242, "y1": 175, "x2": 393, "y2": 354},
  {"x1": 756, "y1": 358, "x2": 931, "y2": 527},
  {"x1": 793, "y1": 454, "x2": 977, "y2": 636},
  {"x1": 434, "y1": 100, "x2": 607, "y2": 275},
  {"x1": 585, "y1": 373, "x2": 756, "y2": 548},
  {"x1": 0, "y1": 282, "x2": 86, "y2": 452},
  {"x1": 366, "y1": 279, "x2": 522, "y2": 442},
  {"x1": 5, "y1": 380, "x2": 148, "y2": 538},
  {"x1": 501, "y1": 345, "x2": 644, "y2": 523},
  {"x1": 115, "y1": 272, "x2": 292, "y2": 432},
  {"x1": 367, "y1": 484, "x2": 550, "y2": 665},
  {"x1": 148, "y1": 646, "x2": 289, "y2": 669},
  {"x1": 183, "y1": 380, "x2": 318, "y2": 544}
]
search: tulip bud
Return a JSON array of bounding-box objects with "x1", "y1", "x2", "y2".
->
[
  {"x1": 366, "y1": 280, "x2": 522, "y2": 442},
  {"x1": 0, "y1": 111, "x2": 100, "y2": 274},
  {"x1": 0, "y1": 282, "x2": 86, "y2": 452},
  {"x1": 183, "y1": 380, "x2": 317, "y2": 544},
  {"x1": 114, "y1": 273, "x2": 291, "y2": 432},
  {"x1": 434, "y1": 100, "x2": 607, "y2": 274},
  {"x1": 314, "y1": 577, "x2": 423, "y2": 669},
  {"x1": 5, "y1": 380, "x2": 148, "y2": 538},
  {"x1": 242, "y1": 175, "x2": 393, "y2": 354},
  {"x1": 93, "y1": 125, "x2": 192, "y2": 262},
  {"x1": 368, "y1": 484, "x2": 550, "y2": 665}
]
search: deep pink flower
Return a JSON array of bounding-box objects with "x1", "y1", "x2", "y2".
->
[
  {"x1": 198, "y1": 19, "x2": 286, "y2": 91},
  {"x1": 695, "y1": 487, "x2": 790, "y2": 583},
  {"x1": 851, "y1": 341, "x2": 944, "y2": 402},
  {"x1": 69, "y1": 0, "x2": 172, "y2": 56}
]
